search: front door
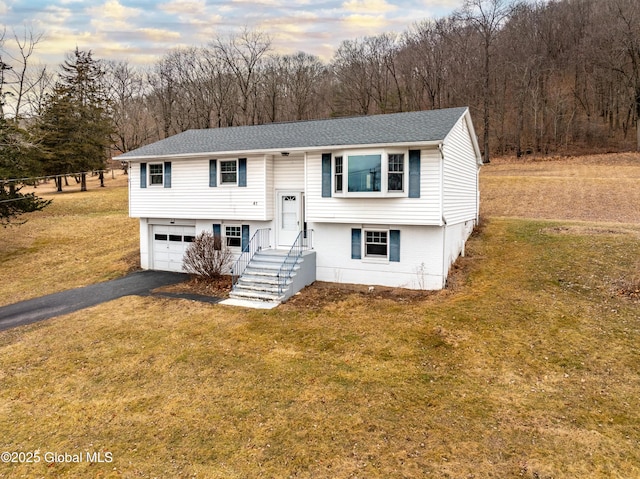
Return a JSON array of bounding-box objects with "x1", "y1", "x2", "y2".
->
[{"x1": 277, "y1": 191, "x2": 302, "y2": 247}]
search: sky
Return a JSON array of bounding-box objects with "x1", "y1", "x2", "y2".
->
[{"x1": 0, "y1": 0, "x2": 463, "y2": 67}]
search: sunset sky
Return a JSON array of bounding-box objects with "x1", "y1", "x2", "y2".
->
[{"x1": 1, "y1": 0, "x2": 462, "y2": 66}]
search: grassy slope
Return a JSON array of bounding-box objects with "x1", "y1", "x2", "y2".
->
[
  {"x1": 1, "y1": 155, "x2": 639, "y2": 478},
  {"x1": 0, "y1": 173, "x2": 138, "y2": 306}
]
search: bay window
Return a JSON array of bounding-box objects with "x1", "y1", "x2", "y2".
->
[
  {"x1": 387, "y1": 153, "x2": 404, "y2": 192},
  {"x1": 331, "y1": 150, "x2": 412, "y2": 197},
  {"x1": 348, "y1": 154, "x2": 382, "y2": 192}
]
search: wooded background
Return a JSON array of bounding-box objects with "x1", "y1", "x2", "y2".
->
[{"x1": 2, "y1": 0, "x2": 640, "y2": 162}]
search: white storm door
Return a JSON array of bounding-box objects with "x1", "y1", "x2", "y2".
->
[{"x1": 278, "y1": 191, "x2": 301, "y2": 247}]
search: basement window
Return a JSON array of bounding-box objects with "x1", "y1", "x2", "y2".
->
[
  {"x1": 365, "y1": 230, "x2": 388, "y2": 258},
  {"x1": 225, "y1": 225, "x2": 242, "y2": 248}
]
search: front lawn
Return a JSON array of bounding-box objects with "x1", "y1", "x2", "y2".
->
[
  {"x1": 1, "y1": 154, "x2": 639, "y2": 478},
  {"x1": 1, "y1": 216, "x2": 639, "y2": 478}
]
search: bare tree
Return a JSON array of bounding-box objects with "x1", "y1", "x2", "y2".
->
[
  {"x1": 602, "y1": 0, "x2": 640, "y2": 151},
  {"x1": 457, "y1": 0, "x2": 514, "y2": 163},
  {"x1": 0, "y1": 28, "x2": 8, "y2": 119},
  {"x1": 104, "y1": 60, "x2": 155, "y2": 153},
  {"x1": 23, "y1": 65, "x2": 53, "y2": 117},
  {"x1": 404, "y1": 19, "x2": 452, "y2": 110},
  {"x1": 146, "y1": 54, "x2": 179, "y2": 139},
  {"x1": 212, "y1": 29, "x2": 271, "y2": 126},
  {"x1": 281, "y1": 52, "x2": 326, "y2": 120},
  {"x1": 331, "y1": 38, "x2": 375, "y2": 115},
  {"x1": 0, "y1": 27, "x2": 48, "y2": 121}
]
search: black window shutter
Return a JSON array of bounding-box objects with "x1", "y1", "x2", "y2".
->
[
  {"x1": 351, "y1": 228, "x2": 362, "y2": 259},
  {"x1": 209, "y1": 160, "x2": 217, "y2": 187},
  {"x1": 389, "y1": 230, "x2": 400, "y2": 262},
  {"x1": 322, "y1": 153, "x2": 331, "y2": 198},
  {"x1": 213, "y1": 224, "x2": 221, "y2": 250},
  {"x1": 241, "y1": 225, "x2": 250, "y2": 252},
  {"x1": 140, "y1": 162, "x2": 147, "y2": 189},
  {"x1": 408, "y1": 150, "x2": 421, "y2": 198},
  {"x1": 238, "y1": 158, "x2": 247, "y2": 187},
  {"x1": 164, "y1": 162, "x2": 172, "y2": 188}
]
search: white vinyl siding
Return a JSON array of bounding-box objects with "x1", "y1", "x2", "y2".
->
[
  {"x1": 273, "y1": 155, "x2": 305, "y2": 190},
  {"x1": 442, "y1": 115, "x2": 480, "y2": 225},
  {"x1": 310, "y1": 222, "x2": 445, "y2": 290},
  {"x1": 130, "y1": 156, "x2": 269, "y2": 221},
  {"x1": 264, "y1": 156, "x2": 275, "y2": 220},
  {"x1": 305, "y1": 148, "x2": 442, "y2": 225}
]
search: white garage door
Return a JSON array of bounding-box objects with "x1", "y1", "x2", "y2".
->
[{"x1": 152, "y1": 225, "x2": 196, "y2": 272}]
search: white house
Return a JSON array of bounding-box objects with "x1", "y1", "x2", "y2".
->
[{"x1": 119, "y1": 107, "x2": 482, "y2": 303}]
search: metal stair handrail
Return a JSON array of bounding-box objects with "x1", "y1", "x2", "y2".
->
[
  {"x1": 231, "y1": 228, "x2": 271, "y2": 286},
  {"x1": 276, "y1": 229, "x2": 313, "y2": 295}
]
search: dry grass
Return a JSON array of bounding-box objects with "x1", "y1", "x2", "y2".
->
[
  {"x1": 0, "y1": 171, "x2": 138, "y2": 306},
  {"x1": 481, "y1": 152, "x2": 640, "y2": 223},
  {"x1": 1, "y1": 154, "x2": 640, "y2": 478}
]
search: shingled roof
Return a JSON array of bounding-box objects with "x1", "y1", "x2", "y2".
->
[{"x1": 118, "y1": 106, "x2": 469, "y2": 159}]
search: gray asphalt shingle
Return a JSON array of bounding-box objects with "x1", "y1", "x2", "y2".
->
[{"x1": 118, "y1": 107, "x2": 468, "y2": 159}]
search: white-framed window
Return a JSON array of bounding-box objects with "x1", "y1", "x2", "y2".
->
[
  {"x1": 388, "y1": 153, "x2": 404, "y2": 192},
  {"x1": 333, "y1": 150, "x2": 407, "y2": 197},
  {"x1": 149, "y1": 163, "x2": 164, "y2": 186},
  {"x1": 348, "y1": 154, "x2": 382, "y2": 192},
  {"x1": 220, "y1": 160, "x2": 237, "y2": 185},
  {"x1": 334, "y1": 156, "x2": 343, "y2": 193},
  {"x1": 225, "y1": 225, "x2": 242, "y2": 248},
  {"x1": 365, "y1": 230, "x2": 388, "y2": 259}
]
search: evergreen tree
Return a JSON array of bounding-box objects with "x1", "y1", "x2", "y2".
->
[
  {"x1": 0, "y1": 117, "x2": 51, "y2": 225},
  {"x1": 37, "y1": 48, "x2": 113, "y2": 191}
]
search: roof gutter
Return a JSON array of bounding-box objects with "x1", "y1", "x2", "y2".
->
[{"x1": 116, "y1": 140, "x2": 445, "y2": 162}]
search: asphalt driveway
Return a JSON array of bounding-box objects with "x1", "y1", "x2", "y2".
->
[{"x1": 0, "y1": 270, "x2": 221, "y2": 332}]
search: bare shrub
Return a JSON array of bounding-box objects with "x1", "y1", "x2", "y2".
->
[{"x1": 183, "y1": 231, "x2": 234, "y2": 279}]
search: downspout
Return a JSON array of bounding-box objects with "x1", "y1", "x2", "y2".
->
[
  {"x1": 439, "y1": 143, "x2": 447, "y2": 289},
  {"x1": 476, "y1": 161, "x2": 481, "y2": 225},
  {"x1": 127, "y1": 161, "x2": 132, "y2": 218},
  {"x1": 442, "y1": 215, "x2": 447, "y2": 289}
]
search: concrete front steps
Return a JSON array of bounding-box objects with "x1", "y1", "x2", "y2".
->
[{"x1": 229, "y1": 249, "x2": 316, "y2": 305}]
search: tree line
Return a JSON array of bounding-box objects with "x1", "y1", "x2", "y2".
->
[
  {"x1": 104, "y1": 0, "x2": 640, "y2": 160},
  {"x1": 0, "y1": 0, "x2": 639, "y2": 223}
]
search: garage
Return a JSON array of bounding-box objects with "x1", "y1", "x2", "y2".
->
[{"x1": 151, "y1": 225, "x2": 196, "y2": 272}]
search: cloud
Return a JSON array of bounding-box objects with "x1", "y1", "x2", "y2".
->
[
  {"x1": 88, "y1": 0, "x2": 143, "y2": 31},
  {"x1": 139, "y1": 28, "x2": 181, "y2": 42},
  {"x1": 342, "y1": 0, "x2": 397, "y2": 14},
  {"x1": 426, "y1": 0, "x2": 463, "y2": 8},
  {"x1": 159, "y1": 0, "x2": 207, "y2": 16},
  {"x1": 96, "y1": 0, "x2": 141, "y2": 20},
  {"x1": 36, "y1": 5, "x2": 74, "y2": 28},
  {"x1": 231, "y1": 0, "x2": 283, "y2": 5},
  {"x1": 1, "y1": 0, "x2": 463, "y2": 68},
  {"x1": 342, "y1": 13, "x2": 388, "y2": 29}
]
